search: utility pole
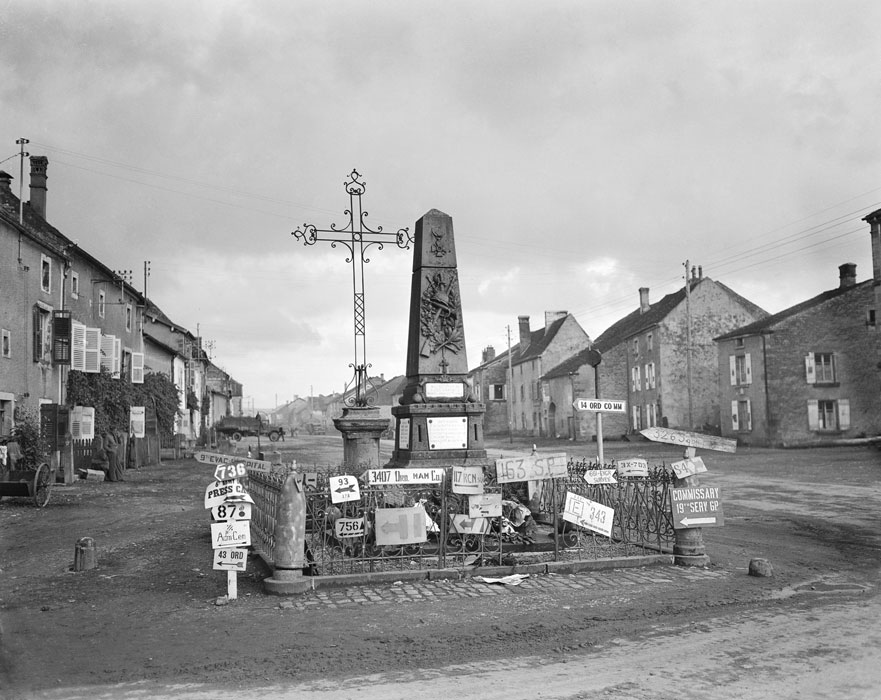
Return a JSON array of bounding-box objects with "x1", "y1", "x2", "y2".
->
[
  {"x1": 683, "y1": 260, "x2": 694, "y2": 429},
  {"x1": 506, "y1": 325, "x2": 514, "y2": 444},
  {"x1": 143, "y1": 260, "x2": 151, "y2": 299}
]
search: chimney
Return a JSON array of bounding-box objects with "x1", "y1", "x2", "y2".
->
[
  {"x1": 839, "y1": 263, "x2": 857, "y2": 289},
  {"x1": 482, "y1": 346, "x2": 496, "y2": 364},
  {"x1": 0, "y1": 170, "x2": 11, "y2": 192},
  {"x1": 865, "y1": 209, "x2": 881, "y2": 285},
  {"x1": 518, "y1": 315, "x2": 531, "y2": 349},
  {"x1": 29, "y1": 155, "x2": 48, "y2": 219},
  {"x1": 698, "y1": 265, "x2": 703, "y2": 279},
  {"x1": 544, "y1": 310, "x2": 568, "y2": 327},
  {"x1": 639, "y1": 287, "x2": 650, "y2": 314}
]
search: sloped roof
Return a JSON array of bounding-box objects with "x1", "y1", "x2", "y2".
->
[
  {"x1": 516, "y1": 315, "x2": 570, "y2": 363},
  {"x1": 715, "y1": 280, "x2": 873, "y2": 340},
  {"x1": 543, "y1": 346, "x2": 598, "y2": 380}
]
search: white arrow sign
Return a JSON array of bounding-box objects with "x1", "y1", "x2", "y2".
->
[{"x1": 680, "y1": 516, "x2": 719, "y2": 527}]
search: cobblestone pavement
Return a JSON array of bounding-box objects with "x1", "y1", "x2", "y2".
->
[{"x1": 277, "y1": 566, "x2": 729, "y2": 611}]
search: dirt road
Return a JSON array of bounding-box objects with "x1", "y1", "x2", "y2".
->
[{"x1": 1, "y1": 436, "x2": 879, "y2": 699}]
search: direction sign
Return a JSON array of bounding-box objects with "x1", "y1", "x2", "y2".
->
[
  {"x1": 583, "y1": 469, "x2": 618, "y2": 485},
  {"x1": 669, "y1": 486, "x2": 724, "y2": 529},
  {"x1": 449, "y1": 514, "x2": 490, "y2": 535},
  {"x1": 196, "y1": 451, "x2": 272, "y2": 473},
  {"x1": 334, "y1": 517, "x2": 365, "y2": 539},
  {"x1": 495, "y1": 453, "x2": 568, "y2": 483},
  {"x1": 210, "y1": 519, "x2": 251, "y2": 548},
  {"x1": 204, "y1": 480, "x2": 252, "y2": 509},
  {"x1": 213, "y1": 547, "x2": 248, "y2": 571},
  {"x1": 573, "y1": 398, "x2": 627, "y2": 413},
  {"x1": 329, "y1": 475, "x2": 361, "y2": 503},
  {"x1": 452, "y1": 466, "x2": 484, "y2": 495},
  {"x1": 366, "y1": 468, "x2": 445, "y2": 485},
  {"x1": 211, "y1": 502, "x2": 252, "y2": 522},
  {"x1": 468, "y1": 492, "x2": 502, "y2": 518},
  {"x1": 640, "y1": 427, "x2": 737, "y2": 453},
  {"x1": 670, "y1": 456, "x2": 708, "y2": 479},
  {"x1": 616, "y1": 458, "x2": 648, "y2": 478},
  {"x1": 214, "y1": 462, "x2": 247, "y2": 482},
  {"x1": 374, "y1": 506, "x2": 429, "y2": 546},
  {"x1": 562, "y1": 492, "x2": 614, "y2": 537}
]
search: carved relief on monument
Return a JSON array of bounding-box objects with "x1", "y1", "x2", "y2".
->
[{"x1": 419, "y1": 270, "x2": 464, "y2": 358}]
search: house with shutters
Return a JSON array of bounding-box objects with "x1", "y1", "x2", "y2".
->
[
  {"x1": 715, "y1": 239, "x2": 881, "y2": 446},
  {"x1": 0, "y1": 159, "x2": 145, "y2": 441},
  {"x1": 469, "y1": 312, "x2": 591, "y2": 437},
  {"x1": 544, "y1": 271, "x2": 768, "y2": 442}
]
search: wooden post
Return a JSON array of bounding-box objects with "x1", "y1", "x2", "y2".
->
[{"x1": 227, "y1": 570, "x2": 237, "y2": 600}]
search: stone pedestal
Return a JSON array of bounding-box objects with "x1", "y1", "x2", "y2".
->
[
  {"x1": 333, "y1": 406, "x2": 389, "y2": 470},
  {"x1": 388, "y1": 401, "x2": 488, "y2": 470},
  {"x1": 672, "y1": 451, "x2": 710, "y2": 566}
]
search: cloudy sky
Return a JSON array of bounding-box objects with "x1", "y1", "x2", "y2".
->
[{"x1": 2, "y1": 1, "x2": 879, "y2": 410}]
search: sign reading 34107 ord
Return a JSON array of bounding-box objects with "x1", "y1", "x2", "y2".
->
[{"x1": 495, "y1": 453, "x2": 568, "y2": 483}]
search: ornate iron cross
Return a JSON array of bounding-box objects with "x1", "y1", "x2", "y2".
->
[{"x1": 292, "y1": 170, "x2": 411, "y2": 407}]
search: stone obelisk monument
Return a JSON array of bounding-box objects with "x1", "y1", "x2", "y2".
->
[{"x1": 387, "y1": 209, "x2": 488, "y2": 469}]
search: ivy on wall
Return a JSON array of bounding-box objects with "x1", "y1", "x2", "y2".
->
[{"x1": 66, "y1": 369, "x2": 181, "y2": 439}]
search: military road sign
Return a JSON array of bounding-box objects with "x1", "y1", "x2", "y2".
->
[
  {"x1": 640, "y1": 427, "x2": 737, "y2": 453},
  {"x1": 573, "y1": 398, "x2": 627, "y2": 413},
  {"x1": 669, "y1": 486, "x2": 724, "y2": 529}
]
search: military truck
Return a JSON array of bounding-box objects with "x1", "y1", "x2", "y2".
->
[{"x1": 213, "y1": 415, "x2": 283, "y2": 442}]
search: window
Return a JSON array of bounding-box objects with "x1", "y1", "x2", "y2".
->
[
  {"x1": 730, "y1": 354, "x2": 752, "y2": 385},
  {"x1": 647, "y1": 333, "x2": 653, "y2": 352},
  {"x1": 807, "y1": 399, "x2": 850, "y2": 432},
  {"x1": 1, "y1": 330, "x2": 10, "y2": 358},
  {"x1": 805, "y1": 352, "x2": 836, "y2": 385},
  {"x1": 520, "y1": 384, "x2": 524, "y2": 401},
  {"x1": 731, "y1": 399, "x2": 752, "y2": 432},
  {"x1": 734, "y1": 337, "x2": 745, "y2": 349},
  {"x1": 631, "y1": 365, "x2": 641, "y2": 392},
  {"x1": 125, "y1": 304, "x2": 133, "y2": 332},
  {"x1": 646, "y1": 403, "x2": 657, "y2": 427},
  {"x1": 52, "y1": 310, "x2": 72, "y2": 365},
  {"x1": 98, "y1": 290, "x2": 106, "y2": 318},
  {"x1": 644, "y1": 363, "x2": 655, "y2": 390},
  {"x1": 131, "y1": 352, "x2": 144, "y2": 384},
  {"x1": 71, "y1": 271, "x2": 79, "y2": 299},
  {"x1": 633, "y1": 338, "x2": 639, "y2": 357},
  {"x1": 32, "y1": 305, "x2": 52, "y2": 363},
  {"x1": 867, "y1": 309, "x2": 876, "y2": 328},
  {"x1": 71, "y1": 322, "x2": 101, "y2": 373},
  {"x1": 40, "y1": 254, "x2": 51, "y2": 293},
  {"x1": 491, "y1": 384, "x2": 506, "y2": 400},
  {"x1": 631, "y1": 404, "x2": 642, "y2": 431}
]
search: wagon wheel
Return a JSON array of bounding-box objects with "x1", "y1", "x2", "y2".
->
[
  {"x1": 33, "y1": 462, "x2": 53, "y2": 508},
  {"x1": 231, "y1": 432, "x2": 242, "y2": 442},
  {"x1": 268, "y1": 431, "x2": 279, "y2": 442}
]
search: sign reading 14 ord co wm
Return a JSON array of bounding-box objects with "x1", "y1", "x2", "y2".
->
[{"x1": 573, "y1": 399, "x2": 627, "y2": 413}]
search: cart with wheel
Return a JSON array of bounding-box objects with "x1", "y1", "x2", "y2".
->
[{"x1": 0, "y1": 433, "x2": 53, "y2": 508}]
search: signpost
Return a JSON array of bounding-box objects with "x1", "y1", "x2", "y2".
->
[
  {"x1": 639, "y1": 427, "x2": 736, "y2": 453},
  {"x1": 573, "y1": 398, "x2": 627, "y2": 413},
  {"x1": 495, "y1": 453, "x2": 568, "y2": 483},
  {"x1": 205, "y1": 459, "x2": 255, "y2": 601}
]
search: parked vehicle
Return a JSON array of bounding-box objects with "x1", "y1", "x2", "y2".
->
[{"x1": 214, "y1": 416, "x2": 283, "y2": 442}]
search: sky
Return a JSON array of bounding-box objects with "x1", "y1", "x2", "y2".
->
[{"x1": 2, "y1": 0, "x2": 880, "y2": 411}]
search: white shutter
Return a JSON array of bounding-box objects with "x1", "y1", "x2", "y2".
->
[
  {"x1": 70, "y1": 406, "x2": 82, "y2": 439},
  {"x1": 81, "y1": 407, "x2": 95, "y2": 440},
  {"x1": 805, "y1": 353, "x2": 816, "y2": 384},
  {"x1": 113, "y1": 337, "x2": 121, "y2": 378},
  {"x1": 729, "y1": 356, "x2": 737, "y2": 386},
  {"x1": 131, "y1": 352, "x2": 145, "y2": 384},
  {"x1": 744, "y1": 354, "x2": 752, "y2": 385},
  {"x1": 70, "y1": 406, "x2": 95, "y2": 440},
  {"x1": 100, "y1": 334, "x2": 116, "y2": 374},
  {"x1": 731, "y1": 400, "x2": 739, "y2": 430},
  {"x1": 745, "y1": 399, "x2": 752, "y2": 431},
  {"x1": 635, "y1": 366, "x2": 641, "y2": 392},
  {"x1": 838, "y1": 399, "x2": 850, "y2": 430},
  {"x1": 644, "y1": 364, "x2": 650, "y2": 390},
  {"x1": 71, "y1": 322, "x2": 86, "y2": 371},
  {"x1": 84, "y1": 327, "x2": 101, "y2": 373},
  {"x1": 650, "y1": 362, "x2": 656, "y2": 389},
  {"x1": 807, "y1": 400, "x2": 819, "y2": 430}
]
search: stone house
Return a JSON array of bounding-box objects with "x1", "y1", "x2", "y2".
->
[
  {"x1": 551, "y1": 271, "x2": 768, "y2": 440},
  {"x1": 469, "y1": 312, "x2": 591, "y2": 437},
  {"x1": 715, "y1": 235, "x2": 881, "y2": 446}
]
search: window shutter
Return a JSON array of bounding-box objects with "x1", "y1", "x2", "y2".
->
[
  {"x1": 745, "y1": 399, "x2": 752, "y2": 431},
  {"x1": 52, "y1": 310, "x2": 72, "y2": 364},
  {"x1": 131, "y1": 352, "x2": 145, "y2": 384},
  {"x1": 805, "y1": 353, "x2": 816, "y2": 384},
  {"x1": 32, "y1": 307, "x2": 41, "y2": 362},
  {"x1": 729, "y1": 356, "x2": 737, "y2": 386},
  {"x1": 651, "y1": 363, "x2": 656, "y2": 389},
  {"x1": 81, "y1": 407, "x2": 95, "y2": 440},
  {"x1": 744, "y1": 354, "x2": 752, "y2": 385},
  {"x1": 84, "y1": 327, "x2": 101, "y2": 373},
  {"x1": 113, "y1": 337, "x2": 121, "y2": 378},
  {"x1": 100, "y1": 334, "x2": 116, "y2": 374},
  {"x1": 807, "y1": 400, "x2": 819, "y2": 430},
  {"x1": 635, "y1": 366, "x2": 641, "y2": 392},
  {"x1": 71, "y1": 322, "x2": 86, "y2": 371},
  {"x1": 838, "y1": 399, "x2": 850, "y2": 430},
  {"x1": 731, "y1": 400, "x2": 739, "y2": 430},
  {"x1": 644, "y1": 364, "x2": 649, "y2": 390}
]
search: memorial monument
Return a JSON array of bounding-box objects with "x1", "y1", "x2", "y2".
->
[{"x1": 386, "y1": 209, "x2": 489, "y2": 470}]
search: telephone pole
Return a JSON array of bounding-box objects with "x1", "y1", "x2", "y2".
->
[
  {"x1": 683, "y1": 260, "x2": 694, "y2": 429},
  {"x1": 507, "y1": 325, "x2": 514, "y2": 444}
]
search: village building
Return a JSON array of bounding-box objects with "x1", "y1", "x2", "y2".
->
[
  {"x1": 715, "y1": 217, "x2": 881, "y2": 447},
  {"x1": 469, "y1": 312, "x2": 590, "y2": 437},
  {"x1": 542, "y1": 271, "x2": 767, "y2": 441}
]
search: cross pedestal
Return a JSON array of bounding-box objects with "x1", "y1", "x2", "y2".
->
[{"x1": 333, "y1": 406, "x2": 389, "y2": 470}]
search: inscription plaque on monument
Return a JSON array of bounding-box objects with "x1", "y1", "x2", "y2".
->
[
  {"x1": 427, "y1": 416, "x2": 468, "y2": 450},
  {"x1": 425, "y1": 382, "x2": 466, "y2": 399}
]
